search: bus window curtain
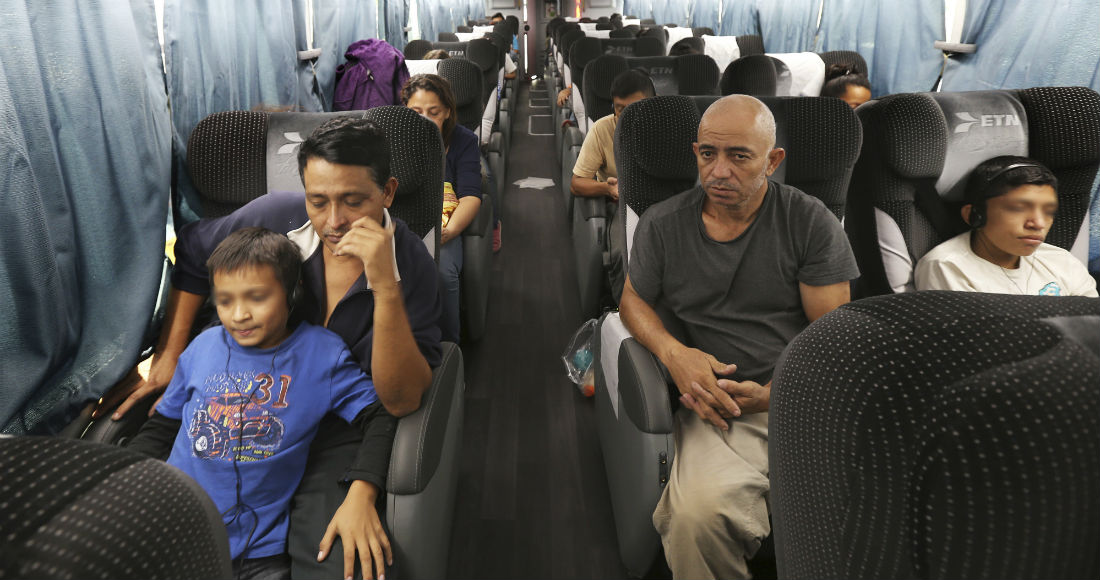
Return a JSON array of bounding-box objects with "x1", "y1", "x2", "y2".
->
[
  {"x1": 690, "y1": 0, "x2": 721, "y2": 30},
  {"x1": 817, "y1": 0, "x2": 943, "y2": 97},
  {"x1": 417, "y1": 0, "x2": 456, "y2": 49},
  {"x1": 941, "y1": 0, "x2": 1100, "y2": 275},
  {"x1": 719, "y1": 0, "x2": 761, "y2": 37},
  {"x1": 383, "y1": 0, "x2": 409, "y2": 50},
  {"x1": 0, "y1": 0, "x2": 171, "y2": 434},
  {"x1": 623, "y1": 0, "x2": 651, "y2": 22},
  {"x1": 163, "y1": 0, "x2": 302, "y2": 224},
  {"x1": 756, "y1": 0, "x2": 820, "y2": 52},
  {"x1": 652, "y1": 3, "x2": 688, "y2": 27},
  {"x1": 313, "y1": 0, "x2": 383, "y2": 111}
]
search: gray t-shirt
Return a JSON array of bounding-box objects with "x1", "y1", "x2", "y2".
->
[{"x1": 629, "y1": 182, "x2": 860, "y2": 383}]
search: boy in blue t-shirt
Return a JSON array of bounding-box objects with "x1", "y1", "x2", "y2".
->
[{"x1": 129, "y1": 227, "x2": 395, "y2": 580}]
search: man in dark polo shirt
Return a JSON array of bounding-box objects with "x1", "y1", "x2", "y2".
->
[
  {"x1": 98, "y1": 117, "x2": 442, "y2": 579},
  {"x1": 620, "y1": 95, "x2": 859, "y2": 578}
]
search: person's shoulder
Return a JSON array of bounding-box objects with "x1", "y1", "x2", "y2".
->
[
  {"x1": 918, "y1": 231, "x2": 972, "y2": 266},
  {"x1": 185, "y1": 326, "x2": 228, "y2": 355},
  {"x1": 452, "y1": 124, "x2": 479, "y2": 147},
  {"x1": 643, "y1": 186, "x2": 703, "y2": 223},
  {"x1": 772, "y1": 181, "x2": 832, "y2": 217},
  {"x1": 593, "y1": 114, "x2": 617, "y2": 134},
  {"x1": 1034, "y1": 241, "x2": 1080, "y2": 263}
]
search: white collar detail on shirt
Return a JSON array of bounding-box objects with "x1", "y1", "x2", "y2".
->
[{"x1": 287, "y1": 207, "x2": 403, "y2": 287}]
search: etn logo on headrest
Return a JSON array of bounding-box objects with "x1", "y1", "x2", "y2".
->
[
  {"x1": 649, "y1": 67, "x2": 673, "y2": 75},
  {"x1": 953, "y1": 112, "x2": 1021, "y2": 133},
  {"x1": 449, "y1": 50, "x2": 464, "y2": 56}
]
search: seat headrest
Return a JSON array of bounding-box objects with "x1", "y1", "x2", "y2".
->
[
  {"x1": 571, "y1": 37, "x2": 605, "y2": 71},
  {"x1": 437, "y1": 58, "x2": 483, "y2": 109},
  {"x1": 609, "y1": 28, "x2": 638, "y2": 39},
  {"x1": 266, "y1": 112, "x2": 361, "y2": 195},
  {"x1": 586, "y1": 54, "x2": 630, "y2": 102},
  {"x1": 735, "y1": 34, "x2": 766, "y2": 56},
  {"x1": 438, "y1": 32, "x2": 459, "y2": 42},
  {"x1": 362, "y1": 106, "x2": 443, "y2": 241},
  {"x1": 560, "y1": 29, "x2": 586, "y2": 59},
  {"x1": 187, "y1": 111, "x2": 268, "y2": 217},
  {"x1": 692, "y1": 27, "x2": 715, "y2": 37},
  {"x1": 930, "y1": 91, "x2": 1029, "y2": 201},
  {"x1": 616, "y1": 95, "x2": 700, "y2": 217},
  {"x1": 430, "y1": 41, "x2": 470, "y2": 60},
  {"x1": 721, "y1": 54, "x2": 778, "y2": 96},
  {"x1": 673, "y1": 54, "x2": 720, "y2": 96},
  {"x1": 819, "y1": 50, "x2": 868, "y2": 77},
  {"x1": 403, "y1": 39, "x2": 434, "y2": 60},
  {"x1": 1019, "y1": 86, "x2": 1100, "y2": 169}
]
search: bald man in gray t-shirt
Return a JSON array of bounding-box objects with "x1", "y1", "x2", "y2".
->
[{"x1": 620, "y1": 95, "x2": 858, "y2": 578}]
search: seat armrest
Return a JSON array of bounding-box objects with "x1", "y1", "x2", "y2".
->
[
  {"x1": 462, "y1": 192, "x2": 494, "y2": 238},
  {"x1": 564, "y1": 125, "x2": 585, "y2": 148},
  {"x1": 486, "y1": 131, "x2": 503, "y2": 154},
  {"x1": 618, "y1": 338, "x2": 676, "y2": 434},
  {"x1": 578, "y1": 196, "x2": 608, "y2": 220},
  {"x1": 387, "y1": 342, "x2": 464, "y2": 495}
]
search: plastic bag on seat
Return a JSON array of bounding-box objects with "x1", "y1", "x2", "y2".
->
[{"x1": 562, "y1": 318, "x2": 598, "y2": 397}]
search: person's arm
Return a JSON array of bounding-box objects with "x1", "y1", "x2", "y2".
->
[
  {"x1": 570, "y1": 174, "x2": 618, "y2": 200},
  {"x1": 318, "y1": 401, "x2": 396, "y2": 580},
  {"x1": 557, "y1": 86, "x2": 572, "y2": 107},
  {"x1": 442, "y1": 134, "x2": 485, "y2": 244},
  {"x1": 336, "y1": 218, "x2": 433, "y2": 416},
  {"x1": 125, "y1": 411, "x2": 182, "y2": 460},
  {"x1": 620, "y1": 276, "x2": 742, "y2": 430}
]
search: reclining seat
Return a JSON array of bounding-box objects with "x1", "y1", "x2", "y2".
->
[
  {"x1": 403, "y1": 39, "x2": 436, "y2": 61},
  {"x1": 465, "y1": 38, "x2": 509, "y2": 197},
  {"x1": 172, "y1": 108, "x2": 467, "y2": 579},
  {"x1": 844, "y1": 87, "x2": 1100, "y2": 298},
  {"x1": 436, "y1": 58, "x2": 495, "y2": 341},
  {"x1": 770, "y1": 291, "x2": 1100, "y2": 579},
  {"x1": 594, "y1": 94, "x2": 862, "y2": 576},
  {"x1": 721, "y1": 54, "x2": 779, "y2": 96},
  {"x1": 818, "y1": 50, "x2": 868, "y2": 77}
]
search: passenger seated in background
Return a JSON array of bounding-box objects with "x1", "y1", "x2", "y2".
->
[
  {"x1": 423, "y1": 48, "x2": 450, "y2": 60},
  {"x1": 490, "y1": 12, "x2": 504, "y2": 23},
  {"x1": 915, "y1": 156, "x2": 1098, "y2": 296},
  {"x1": 571, "y1": 69, "x2": 655, "y2": 300},
  {"x1": 820, "y1": 63, "x2": 871, "y2": 109},
  {"x1": 402, "y1": 74, "x2": 484, "y2": 342},
  {"x1": 97, "y1": 116, "x2": 442, "y2": 579},
  {"x1": 620, "y1": 95, "x2": 859, "y2": 579},
  {"x1": 128, "y1": 227, "x2": 396, "y2": 580}
]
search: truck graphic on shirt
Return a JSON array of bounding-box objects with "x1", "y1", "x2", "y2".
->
[{"x1": 189, "y1": 391, "x2": 285, "y2": 460}]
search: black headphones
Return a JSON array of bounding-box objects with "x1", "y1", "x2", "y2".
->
[{"x1": 967, "y1": 162, "x2": 1041, "y2": 229}]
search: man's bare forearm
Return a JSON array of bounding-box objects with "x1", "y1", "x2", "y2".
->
[{"x1": 369, "y1": 286, "x2": 431, "y2": 417}]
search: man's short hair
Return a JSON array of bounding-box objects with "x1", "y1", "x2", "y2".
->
[
  {"x1": 964, "y1": 155, "x2": 1058, "y2": 206},
  {"x1": 206, "y1": 227, "x2": 302, "y2": 307},
  {"x1": 610, "y1": 69, "x2": 656, "y2": 100},
  {"x1": 297, "y1": 117, "x2": 391, "y2": 190}
]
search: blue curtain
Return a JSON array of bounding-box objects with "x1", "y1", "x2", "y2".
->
[
  {"x1": 756, "y1": 0, "x2": 820, "y2": 52},
  {"x1": 942, "y1": 0, "x2": 1100, "y2": 275},
  {"x1": 383, "y1": 0, "x2": 409, "y2": 49},
  {"x1": 0, "y1": 0, "x2": 171, "y2": 433},
  {"x1": 164, "y1": 0, "x2": 304, "y2": 223},
  {"x1": 623, "y1": 0, "x2": 650, "y2": 21},
  {"x1": 652, "y1": 3, "x2": 689, "y2": 27},
  {"x1": 817, "y1": 0, "x2": 943, "y2": 96},
  {"x1": 690, "y1": 0, "x2": 721, "y2": 29},
  {"x1": 314, "y1": 0, "x2": 383, "y2": 111},
  {"x1": 418, "y1": 0, "x2": 457, "y2": 45},
  {"x1": 719, "y1": 0, "x2": 761, "y2": 36}
]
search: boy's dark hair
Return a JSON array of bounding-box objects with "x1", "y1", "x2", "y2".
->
[
  {"x1": 297, "y1": 117, "x2": 391, "y2": 190},
  {"x1": 965, "y1": 155, "x2": 1059, "y2": 205},
  {"x1": 611, "y1": 69, "x2": 656, "y2": 100},
  {"x1": 401, "y1": 74, "x2": 458, "y2": 146},
  {"x1": 820, "y1": 63, "x2": 871, "y2": 98},
  {"x1": 206, "y1": 227, "x2": 302, "y2": 312}
]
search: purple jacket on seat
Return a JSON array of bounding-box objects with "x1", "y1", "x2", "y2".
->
[{"x1": 334, "y1": 39, "x2": 411, "y2": 111}]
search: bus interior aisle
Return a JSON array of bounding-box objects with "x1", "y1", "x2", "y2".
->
[{"x1": 447, "y1": 79, "x2": 629, "y2": 579}]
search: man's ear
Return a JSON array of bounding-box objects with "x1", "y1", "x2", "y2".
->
[
  {"x1": 765, "y1": 147, "x2": 786, "y2": 176},
  {"x1": 961, "y1": 204, "x2": 973, "y2": 225},
  {"x1": 383, "y1": 176, "x2": 398, "y2": 208}
]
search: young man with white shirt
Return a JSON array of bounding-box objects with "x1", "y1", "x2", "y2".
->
[{"x1": 915, "y1": 156, "x2": 1098, "y2": 297}]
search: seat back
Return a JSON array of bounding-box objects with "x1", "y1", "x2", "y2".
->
[
  {"x1": 0, "y1": 437, "x2": 233, "y2": 579},
  {"x1": 736, "y1": 34, "x2": 766, "y2": 56},
  {"x1": 437, "y1": 57, "x2": 486, "y2": 132},
  {"x1": 819, "y1": 50, "x2": 868, "y2": 77},
  {"x1": 721, "y1": 54, "x2": 779, "y2": 96},
  {"x1": 403, "y1": 39, "x2": 436, "y2": 60},
  {"x1": 771, "y1": 291, "x2": 1100, "y2": 579},
  {"x1": 438, "y1": 31, "x2": 459, "y2": 42},
  {"x1": 581, "y1": 54, "x2": 630, "y2": 122},
  {"x1": 844, "y1": 87, "x2": 1100, "y2": 297},
  {"x1": 559, "y1": 28, "x2": 587, "y2": 65},
  {"x1": 622, "y1": 54, "x2": 721, "y2": 96},
  {"x1": 692, "y1": 26, "x2": 715, "y2": 36},
  {"x1": 186, "y1": 111, "x2": 269, "y2": 217},
  {"x1": 456, "y1": 25, "x2": 473, "y2": 33},
  {"x1": 464, "y1": 38, "x2": 503, "y2": 106},
  {"x1": 609, "y1": 26, "x2": 638, "y2": 39}
]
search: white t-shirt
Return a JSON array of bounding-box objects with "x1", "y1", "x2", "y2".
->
[{"x1": 915, "y1": 231, "x2": 1098, "y2": 297}]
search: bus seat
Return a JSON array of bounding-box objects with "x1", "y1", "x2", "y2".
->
[
  {"x1": 438, "y1": 57, "x2": 485, "y2": 134},
  {"x1": 721, "y1": 55, "x2": 779, "y2": 96},
  {"x1": 403, "y1": 39, "x2": 435, "y2": 60},
  {"x1": 844, "y1": 87, "x2": 1100, "y2": 297},
  {"x1": 186, "y1": 110, "x2": 269, "y2": 217},
  {"x1": 771, "y1": 291, "x2": 1100, "y2": 579},
  {"x1": 456, "y1": 25, "x2": 472, "y2": 33},
  {"x1": 438, "y1": 32, "x2": 460, "y2": 42},
  {"x1": 736, "y1": 34, "x2": 766, "y2": 56},
  {"x1": 818, "y1": 50, "x2": 868, "y2": 78},
  {"x1": 692, "y1": 27, "x2": 715, "y2": 37},
  {"x1": 0, "y1": 436, "x2": 232, "y2": 579},
  {"x1": 595, "y1": 94, "x2": 861, "y2": 575}
]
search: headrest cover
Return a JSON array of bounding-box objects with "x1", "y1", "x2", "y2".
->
[
  {"x1": 931, "y1": 91, "x2": 1028, "y2": 201},
  {"x1": 862, "y1": 93, "x2": 948, "y2": 180},
  {"x1": 266, "y1": 112, "x2": 361, "y2": 195},
  {"x1": 437, "y1": 58, "x2": 483, "y2": 109},
  {"x1": 1019, "y1": 86, "x2": 1100, "y2": 169},
  {"x1": 187, "y1": 111, "x2": 268, "y2": 214},
  {"x1": 617, "y1": 96, "x2": 700, "y2": 215}
]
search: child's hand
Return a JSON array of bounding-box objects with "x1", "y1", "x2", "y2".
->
[{"x1": 318, "y1": 480, "x2": 392, "y2": 580}]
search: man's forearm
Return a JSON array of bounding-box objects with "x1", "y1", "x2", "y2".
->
[
  {"x1": 369, "y1": 287, "x2": 432, "y2": 417},
  {"x1": 619, "y1": 279, "x2": 682, "y2": 364},
  {"x1": 157, "y1": 287, "x2": 206, "y2": 358},
  {"x1": 570, "y1": 175, "x2": 613, "y2": 198}
]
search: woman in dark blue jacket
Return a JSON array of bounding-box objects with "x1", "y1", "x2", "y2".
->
[{"x1": 402, "y1": 74, "x2": 483, "y2": 342}]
